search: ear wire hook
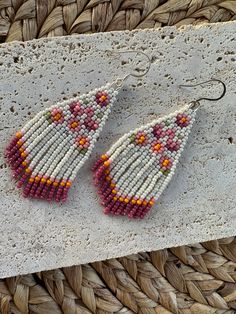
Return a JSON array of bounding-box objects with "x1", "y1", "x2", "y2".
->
[
  {"x1": 179, "y1": 79, "x2": 226, "y2": 109},
  {"x1": 119, "y1": 50, "x2": 151, "y2": 80},
  {"x1": 106, "y1": 50, "x2": 151, "y2": 88}
]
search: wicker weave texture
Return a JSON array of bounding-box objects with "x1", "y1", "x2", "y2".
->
[
  {"x1": 0, "y1": 238, "x2": 236, "y2": 313},
  {"x1": 1, "y1": 0, "x2": 236, "y2": 313},
  {"x1": 0, "y1": 0, "x2": 236, "y2": 42}
]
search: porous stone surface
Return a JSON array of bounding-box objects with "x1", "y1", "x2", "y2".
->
[{"x1": 0, "y1": 22, "x2": 235, "y2": 278}]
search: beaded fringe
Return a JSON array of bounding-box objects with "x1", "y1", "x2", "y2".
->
[
  {"x1": 93, "y1": 104, "x2": 196, "y2": 219},
  {"x1": 6, "y1": 83, "x2": 118, "y2": 202}
]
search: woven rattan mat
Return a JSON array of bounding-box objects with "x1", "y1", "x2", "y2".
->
[{"x1": 0, "y1": 1, "x2": 236, "y2": 313}]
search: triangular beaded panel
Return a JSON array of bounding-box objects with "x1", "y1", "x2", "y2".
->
[
  {"x1": 6, "y1": 83, "x2": 118, "y2": 201},
  {"x1": 93, "y1": 104, "x2": 197, "y2": 219}
]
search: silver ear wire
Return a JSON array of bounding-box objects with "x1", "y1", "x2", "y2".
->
[
  {"x1": 119, "y1": 50, "x2": 151, "y2": 79},
  {"x1": 106, "y1": 50, "x2": 151, "y2": 89},
  {"x1": 179, "y1": 79, "x2": 226, "y2": 109}
]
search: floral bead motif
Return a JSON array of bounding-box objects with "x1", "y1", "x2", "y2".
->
[
  {"x1": 69, "y1": 101, "x2": 83, "y2": 116},
  {"x1": 135, "y1": 131, "x2": 148, "y2": 145},
  {"x1": 152, "y1": 140, "x2": 165, "y2": 154},
  {"x1": 51, "y1": 108, "x2": 64, "y2": 124},
  {"x1": 75, "y1": 135, "x2": 90, "y2": 150},
  {"x1": 84, "y1": 117, "x2": 99, "y2": 131},
  {"x1": 165, "y1": 128, "x2": 176, "y2": 139},
  {"x1": 176, "y1": 113, "x2": 190, "y2": 127},
  {"x1": 84, "y1": 107, "x2": 94, "y2": 117},
  {"x1": 130, "y1": 113, "x2": 192, "y2": 176},
  {"x1": 166, "y1": 139, "x2": 181, "y2": 152},
  {"x1": 153, "y1": 123, "x2": 165, "y2": 139},
  {"x1": 68, "y1": 118, "x2": 80, "y2": 132},
  {"x1": 160, "y1": 156, "x2": 173, "y2": 171},
  {"x1": 96, "y1": 91, "x2": 110, "y2": 107}
]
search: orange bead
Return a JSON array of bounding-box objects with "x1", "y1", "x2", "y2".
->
[
  {"x1": 105, "y1": 169, "x2": 110, "y2": 175},
  {"x1": 154, "y1": 143, "x2": 161, "y2": 151},
  {"x1": 149, "y1": 200, "x2": 155, "y2": 206},
  {"x1": 22, "y1": 161, "x2": 27, "y2": 167},
  {"x1": 104, "y1": 160, "x2": 110, "y2": 167},
  {"x1": 138, "y1": 135, "x2": 146, "y2": 144},
  {"x1": 71, "y1": 121, "x2": 78, "y2": 129},
  {"x1": 46, "y1": 179, "x2": 52, "y2": 186},
  {"x1": 180, "y1": 117, "x2": 187, "y2": 123},
  {"x1": 143, "y1": 200, "x2": 148, "y2": 206},
  {"x1": 101, "y1": 154, "x2": 108, "y2": 161},
  {"x1": 79, "y1": 138, "x2": 86, "y2": 145},
  {"x1": 54, "y1": 113, "x2": 61, "y2": 121},
  {"x1": 162, "y1": 159, "x2": 169, "y2": 167},
  {"x1": 124, "y1": 198, "x2": 129, "y2": 203},
  {"x1": 112, "y1": 189, "x2": 117, "y2": 194},
  {"x1": 66, "y1": 181, "x2": 71, "y2": 187},
  {"x1": 100, "y1": 95, "x2": 107, "y2": 101},
  {"x1": 110, "y1": 183, "x2": 115, "y2": 188},
  {"x1": 35, "y1": 176, "x2": 41, "y2": 182},
  {"x1": 41, "y1": 178, "x2": 46, "y2": 183},
  {"x1": 21, "y1": 152, "x2": 27, "y2": 158},
  {"x1": 17, "y1": 140, "x2": 23, "y2": 147},
  {"x1": 15, "y1": 132, "x2": 22, "y2": 139},
  {"x1": 53, "y1": 181, "x2": 59, "y2": 187},
  {"x1": 131, "y1": 199, "x2": 136, "y2": 204},
  {"x1": 119, "y1": 197, "x2": 124, "y2": 202},
  {"x1": 60, "y1": 181, "x2": 65, "y2": 187},
  {"x1": 25, "y1": 168, "x2": 31, "y2": 174},
  {"x1": 137, "y1": 200, "x2": 142, "y2": 205}
]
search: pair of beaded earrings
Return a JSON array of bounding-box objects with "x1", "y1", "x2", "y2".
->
[{"x1": 5, "y1": 51, "x2": 226, "y2": 219}]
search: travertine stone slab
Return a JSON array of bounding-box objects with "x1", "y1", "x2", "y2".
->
[{"x1": 0, "y1": 22, "x2": 235, "y2": 278}]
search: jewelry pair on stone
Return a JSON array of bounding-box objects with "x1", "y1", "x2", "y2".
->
[{"x1": 5, "y1": 51, "x2": 226, "y2": 219}]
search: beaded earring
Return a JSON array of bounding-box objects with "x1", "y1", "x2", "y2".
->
[
  {"x1": 93, "y1": 79, "x2": 226, "y2": 219},
  {"x1": 5, "y1": 51, "x2": 151, "y2": 202}
]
